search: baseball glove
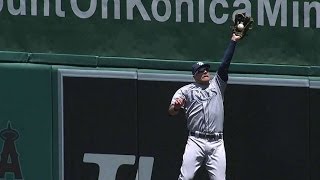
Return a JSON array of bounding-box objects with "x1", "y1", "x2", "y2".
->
[{"x1": 232, "y1": 13, "x2": 254, "y2": 39}]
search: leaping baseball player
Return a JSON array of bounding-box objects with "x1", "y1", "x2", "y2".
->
[{"x1": 168, "y1": 33, "x2": 242, "y2": 180}]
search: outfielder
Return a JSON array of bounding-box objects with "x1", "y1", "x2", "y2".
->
[{"x1": 168, "y1": 33, "x2": 241, "y2": 180}]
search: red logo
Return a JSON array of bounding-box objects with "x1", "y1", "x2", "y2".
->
[{"x1": 0, "y1": 122, "x2": 23, "y2": 179}]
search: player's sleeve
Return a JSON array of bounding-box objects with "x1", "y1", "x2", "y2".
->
[
  {"x1": 213, "y1": 74, "x2": 227, "y2": 96},
  {"x1": 217, "y1": 40, "x2": 237, "y2": 82},
  {"x1": 170, "y1": 88, "x2": 186, "y2": 106}
]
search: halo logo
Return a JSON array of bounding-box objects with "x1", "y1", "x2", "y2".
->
[{"x1": 0, "y1": 122, "x2": 23, "y2": 179}]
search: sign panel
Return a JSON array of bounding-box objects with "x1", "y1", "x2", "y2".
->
[
  {"x1": 59, "y1": 70, "x2": 140, "y2": 180},
  {"x1": 224, "y1": 84, "x2": 309, "y2": 180},
  {"x1": 58, "y1": 69, "x2": 311, "y2": 180},
  {"x1": 0, "y1": 0, "x2": 319, "y2": 65},
  {"x1": 309, "y1": 86, "x2": 320, "y2": 180},
  {"x1": 0, "y1": 64, "x2": 53, "y2": 180}
]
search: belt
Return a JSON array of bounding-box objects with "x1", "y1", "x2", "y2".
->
[{"x1": 190, "y1": 131, "x2": 223, "y2": 140}]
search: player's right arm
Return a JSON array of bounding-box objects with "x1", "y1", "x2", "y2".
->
[
  {"x1": 168, "y1": 88, "x2": 186, "y2": 116},
  {"x1": 168, "y1": 98, "x2": 185, "y2": 116}
]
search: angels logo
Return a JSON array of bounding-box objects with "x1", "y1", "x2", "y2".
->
[{"x1": 0, "y1": 122, "x2": 23, "y2": 179}]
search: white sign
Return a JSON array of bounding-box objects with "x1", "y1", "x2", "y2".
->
[
  {"x1": 0, "y1": 0, "x2": 319, "y2": 28},
  {"x1": 83, "y1": 153, "x2": 154, "y2": 180}
]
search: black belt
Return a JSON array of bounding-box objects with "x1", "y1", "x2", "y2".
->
[{"x1": 190, "y1": 131, "x2": 223, "y2": 140}]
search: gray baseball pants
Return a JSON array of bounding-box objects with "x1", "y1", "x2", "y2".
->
[{"x1": 178, "y1": 136, "x2": 226, "y2": 180}]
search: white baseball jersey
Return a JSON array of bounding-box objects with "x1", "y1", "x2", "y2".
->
[{"x1": 171, "y1": 73, "x2": 227, "y2": 133}]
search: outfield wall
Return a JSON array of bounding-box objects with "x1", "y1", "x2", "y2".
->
[{"x1": 0, "y1": 60, "x2": 319, "y2": 180}]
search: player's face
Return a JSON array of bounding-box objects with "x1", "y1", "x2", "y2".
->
[{"x1": 194, "y1": 67, "x2": 210, "y2": 84}]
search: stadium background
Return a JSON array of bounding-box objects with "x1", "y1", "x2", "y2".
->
[{"x1": 0, "y1": 0, "x2": 319, "y2": 179}]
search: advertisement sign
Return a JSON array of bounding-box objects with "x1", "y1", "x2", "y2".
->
[
  {"x1": 58, "y1": 68, "x2": 313, "y2": 180},
  {"x1": 1, "y1": 1, "x2": 319, "y2": 65},
  {"x1": 0, "y1": 64, "x2": 53, "y2": 180},
  {"x1": 58, "y1": 69, "x2": 144, "y2": 180}
]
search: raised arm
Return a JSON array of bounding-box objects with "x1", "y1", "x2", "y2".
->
[{"x1": 217, "y1": 34, "x2": 241, "y2": 82}]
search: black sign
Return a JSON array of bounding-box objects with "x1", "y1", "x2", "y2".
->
[
  {"x1": 61, "y1": 70, "x2": 311, "y2": 180},
  {"x1": 63, "y1": 76, "x2": 138, "y2": 180}
]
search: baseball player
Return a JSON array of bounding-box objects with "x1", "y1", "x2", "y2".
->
[{"x1": 168, "y1": 33, "x2": 241, "y2": 180}]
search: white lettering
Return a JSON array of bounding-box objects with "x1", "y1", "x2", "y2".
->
[
  {"x1": 176, "y1": 0, "x2": 194, "y2": 22},
  {"x1": 83, "y1": 153, "x2": 154, "y2": 180},
  {"x1": 71, "y1": 0, "x2": 97, "y2": 18},
  {"x1": 135, "y1": 157, "x2": 154, "y2": 180},
  {"x1": 292, "y1": 1, "x2": 299, "y2": 27},
  {"x1": 152, "y1": 0, "x2": 171, "y2": 22},
  {"x1": 83, "y1": 154, "x2": 135, "y2": 180},
  {"x1": 56, "y1": 0, "x2": 65, "y2": 17},
  {"x1": 31, "y1": 0, "x2": 49, "y2": 16},
  {"x1": 233, "y1": 0, "x2": 252, "y2": 20},
  {"x1": 304, "y1": 1, "x2": 320, "y2": 28},
  {"x1": 0, "y1": 0, "x2": 3, "y2": 13},
  {"x1": 209, "y1": 0, "x2": 228, "y2": 24},
  {"x1": 44, "y1": 0, "x2": 49, "y2": 16},
  {"x1": 8, "y1": 0, "x2": 26, "y2": 15},
  {"x1": 31, "y1": 0, "x2": 37, "y2": 16},
  {"x1": 0, "y1": 0, "x2": 319, "y2": 29},
  {"x1": 199, "y1": 0, "x2": 205, "y2": 23},
  {"x1": 102, "y1": 0, "x2": 120, "y2": 19},
  {"x1": 127, "y1": 0, "x2": 151, "y2": 20},
  {"x1": 258, "y1": 0, "x2": 287, "y2": 27}
]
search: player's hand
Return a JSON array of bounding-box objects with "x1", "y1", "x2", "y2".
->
[
  {"x1": 173, "y1": 98, "x2": 185, "y2": 110},
  {"x1": 231, "y1": 33, "x2": 241, "y2": 42}
]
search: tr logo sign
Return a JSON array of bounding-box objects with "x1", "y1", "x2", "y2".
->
[{"x1": 83, "y1": 153, "x2": 154, "y2": 180}]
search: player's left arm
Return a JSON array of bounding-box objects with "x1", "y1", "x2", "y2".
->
[{"x1": 217, "y1": 34, "x2": 241, "y2": 82}]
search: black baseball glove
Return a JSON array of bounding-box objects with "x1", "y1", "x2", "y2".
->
[{"x1": 232, "y1": 13, "x2": 254, "y2": 39}]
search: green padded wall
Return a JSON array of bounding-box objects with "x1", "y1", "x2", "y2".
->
[
  {"x1": 0, "y1": 63, "x2": 53, "y2": 180},
  {"x1": 0, "y1": 0, "x2": 319, "y2": 65}
]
